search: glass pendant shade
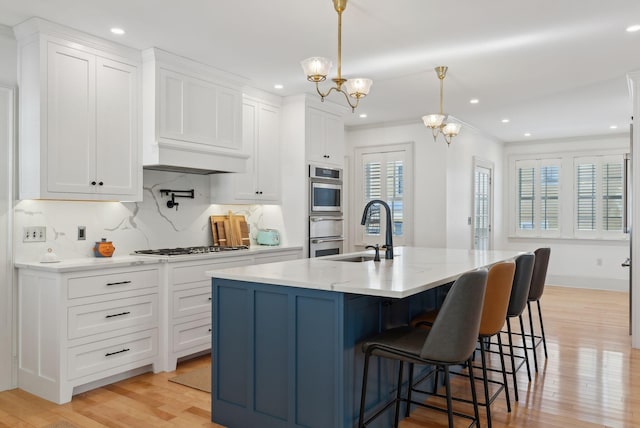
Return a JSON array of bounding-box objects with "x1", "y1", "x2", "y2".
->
[
  {"x1": 344, "y1": 78, "x2": 373, "y2": 98},
  {"x1": 443, "y1": 122, "x2": 462, "y2": 137},
  {"x1": 301, "y1": 57, "x2": 332, "y2": 82},
  {"x1": 422, "y1": 114, "x2": 445, "y2": 129}
]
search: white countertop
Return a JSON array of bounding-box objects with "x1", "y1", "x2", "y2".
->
[
  {"x1": 206, "y1": 247, "x2": 525, "y2": 298},
  {"x1": 15, "y1": 245, "x2": 302, "y2": 272}
]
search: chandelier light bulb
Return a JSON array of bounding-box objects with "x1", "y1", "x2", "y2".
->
[
  {"x1": 301, "y1": 57, "x2": 332, "y2": 82},
  {"x1": 345, "y1": 78, "x2": 373, "y2": 98}
]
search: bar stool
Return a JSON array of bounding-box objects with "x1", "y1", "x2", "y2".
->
[
  {"x1": 410, "y1": 260, "x2": 516, "y2": 428},
  {"x1": 527, "y1": 247, "x2": 551, "y2": 372},
  {"x1": 358, "y1": 269, "x2": 488, "y2": 428},
  {"x1": 501, "y1": 252, "x2": 535, "y2": 402}
]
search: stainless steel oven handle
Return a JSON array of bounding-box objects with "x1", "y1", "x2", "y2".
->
[
  {"x1": 310, "y1": 238, "x2": 344, "y2": 244},
  {"x1": 310, "y1": 217, "x2": 344, "y2": 222}
]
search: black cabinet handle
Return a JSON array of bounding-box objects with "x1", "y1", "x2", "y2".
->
[
  {"x1": 208, "y1": 297, "x2": 212, "y2": 301},
  {"x1": 105, "y1": 348, "x2": 130, "y2": 357},
  {"x1": 106, "y1": 280, "x2": 132, "y2": 286},
  {"x1": 98, "y1": 181, "x2": 104, "y2": 186},
  {"x1": 91, "y1": 181, "x2": 96, "y2": 185},
  {"x1": 105, "y1": 311, "x2": 131, "y2": 319},
  {"x1": 208, "y1": 328, "x2": 212, "y2": 332}
]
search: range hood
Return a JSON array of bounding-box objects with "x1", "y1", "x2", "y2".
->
[
  {"x1": 141, "y1": 47, "x2": 250, "y2": 175},
  {"x1": 143, "y1": 140, "x2": 249, "y2": 175}
]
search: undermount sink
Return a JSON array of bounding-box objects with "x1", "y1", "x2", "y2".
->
[{"x1": 333, "y1": 255, "x2": 376, "y2": 262}]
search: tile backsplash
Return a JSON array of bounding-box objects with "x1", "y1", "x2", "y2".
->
[{"x1": 13, "y1": 170, "x2": 287, "y2": 262}]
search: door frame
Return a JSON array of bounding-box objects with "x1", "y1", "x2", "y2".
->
[
  {"x1": 471, "y1": 156, "x2": 494, "y2": 250},
  {"x1": 0, "y1": 84, "x2": 15, "y2": 391}
]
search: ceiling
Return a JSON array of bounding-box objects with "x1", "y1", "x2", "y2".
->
[{"x1": 1, "y1": 0, "x2": 639, "y2": 143}]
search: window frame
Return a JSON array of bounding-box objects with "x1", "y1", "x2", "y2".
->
[{"x1": 509, "y1": 149, "x2": 627, "y2": 241}]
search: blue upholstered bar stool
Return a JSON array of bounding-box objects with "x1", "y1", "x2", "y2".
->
[{"x1": 358, "y1": 269, "x2": 488, "y2": 428}]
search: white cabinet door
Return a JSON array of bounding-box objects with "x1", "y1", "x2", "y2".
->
[
  {"x1": 324, "y1": 113, "x2": 344, "y2": 165},
  {"x1": 306, "y1": 107, "x2": 327, "y2": 165},
  {"x1": 233, "y1": 99, "x2": 259, "y2": 200},
  {"x1": 95, "y1": 57, "x2": 138, "y2": 196},
  {"x1": 306, "y1": 107, "x2": 344, "y2": 167},
  {"x1": 46, "y1": 43, "x2": 96, "y2": 194},
  {"x1": 255, "y1": 102, "x2": 280, "y2": 201}
]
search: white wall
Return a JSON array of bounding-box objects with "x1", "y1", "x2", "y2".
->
[
  {"x1": 501, "y1": 134, "x2": 630, "y2": 291},
  {"x1": 445, "y1": 126, "x2": 505, "y2": 249},
  {"x1": 14, "y1": 170, "x2": 287, "y2": 262},
  {"x1": 346, "y1": 121, "x2": 449, "y2": 249},
  {"x1": 0, "y1": 24, "x2": 16, "y2": 391}
]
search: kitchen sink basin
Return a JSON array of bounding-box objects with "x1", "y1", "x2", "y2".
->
[{"x1": 333, "y1": 255, "x2": 376, "y2": 262}]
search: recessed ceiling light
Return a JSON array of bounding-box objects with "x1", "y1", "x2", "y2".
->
[
  {"x1": 626, "y1": 24, "x2": 640, "y2": 32},
  {"x1": 501, "y1": 118, "x2": 510, "y2": 123},
  {"x1": 359, "y1": 113, "x2": 368, "y2": 118},
  {"x1": 469, "y1": 99, "x2": 479, "y2": 104},
  {"x1": 274, "y1": 84, "x2": 284, "y2": 90},
  {"x1": 610, "y1": 125, "x2": 618, "y2": 129},
  {"x1": 524, "y1": 132, "x2": 531, "y2": 137},
  {"x1": 110, "y1": 27, "x2": 125, "y2": 35}
]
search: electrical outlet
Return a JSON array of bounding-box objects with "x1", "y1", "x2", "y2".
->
[
  {"x1": 78, "y1": 226, "x2": 86, "y2": 240},
  {"x1": 23, "y1": 226, "x2": 46, "y2": 242}
]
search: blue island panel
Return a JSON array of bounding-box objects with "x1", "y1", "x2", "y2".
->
[{"x1": 212, "y1": 278, "x2": 443, "y2": 428}]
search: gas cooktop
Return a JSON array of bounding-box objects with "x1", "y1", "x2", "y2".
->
[{"x1": 133, "y1": 246, "x2": 249, "y2": 256}]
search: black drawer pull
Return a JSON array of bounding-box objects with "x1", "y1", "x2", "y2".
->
[
  {"x1": 208, "y1": 297, "x2": 212, "y2": 301},
  {"x1": 106, "y1": 280, "x2": 132, "y2": 286},
  {"x1": 208, "y1": 328, "x2": 212, "y2": 332},
  {"x1": 105, "y1": 348, "x2": 130, "y2": 357},
  {"x1": 105, "y1": 311, "x2": 131, "y2": 319}
]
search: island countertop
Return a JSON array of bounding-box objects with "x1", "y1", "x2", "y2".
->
[{"x1": 206, "y1": 246, "x2": 523, "y2": 298}]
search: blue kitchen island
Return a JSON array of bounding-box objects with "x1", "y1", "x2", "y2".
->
[{"x1": 206, "y1": 247, "x2": 521, "y2": 428}]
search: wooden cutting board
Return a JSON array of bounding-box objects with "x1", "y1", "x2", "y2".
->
[{"x1": 210, "y1": 214, "x2": 249, "y2": 247}]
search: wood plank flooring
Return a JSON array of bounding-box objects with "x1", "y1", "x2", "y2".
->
[{"x1": 1, "y1": 286, "x2": 639, "y2": 427}]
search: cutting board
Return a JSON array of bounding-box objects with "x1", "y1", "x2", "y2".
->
[{"x1": 210, "y1": 213, "x2": 250, "y2": 247}]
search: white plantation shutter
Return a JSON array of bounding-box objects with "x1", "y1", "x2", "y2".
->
[
  {"x1": 356, "y1": 144, "x2": 413, "y2": 246},
  {"x1": 515, "y1": 159, "x2": 561, "y2": 234},
  {"x1": 574, "y1": 155, "x2": 624, "y2": 235},
  {"x1": 602, "y1": 161, "x2": 623, "y2": 231}
]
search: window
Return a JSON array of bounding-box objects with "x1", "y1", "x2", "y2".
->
[
  {"x1": 512, "y1": 152, "x2": 625, "y2": 239},
  {"x1": 574, "y1": 156, "x2": 623, "y2": 235},
  {"x1": 355, "y1": 143, "x2": 413, "y2": 246},
  {"x1": 515, "y1": 159, "x2": 561, "y2": 234}
]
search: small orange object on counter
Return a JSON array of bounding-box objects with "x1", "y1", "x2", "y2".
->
[{"x1": 93, "y1": 238, "x2": 115, "y2": 257}]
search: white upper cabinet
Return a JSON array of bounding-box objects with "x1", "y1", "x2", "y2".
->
[
  {"x1": 142, "y1": 48, "x2": 249, "y2": 174},
  {"x1": 306, "y1": 105, "x2": 345, "y2": 167},
  {"x1": 15, "y1": 18, "x2": 141, "y2": 201},
  {"x1": 211, "y1": 95, "x2": 281, "y2": 203}
]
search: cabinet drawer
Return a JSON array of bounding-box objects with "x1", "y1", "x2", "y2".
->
[
  {"x1": 68, "y1": 268, "x2": 158, "y2": 299},
  {"x1": 173, "y1": 318, "x2": 211, "y2": 353},
  {"x1": 172, "y1": 259, "x2": 252, "y2": 285},
  {"x1": 172, "y1": 286, "x2": 211, "y2": 319},
  {"x1": 67, "y1": 328, "x2": 158, "y2": 380},
  {"x1": 68, "y1": 294, "x2": 158, "y2": 339}
]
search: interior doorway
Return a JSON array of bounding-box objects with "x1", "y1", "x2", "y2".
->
[{"x1": 473, "y1": 158, "x2": 493, "y2": 250}]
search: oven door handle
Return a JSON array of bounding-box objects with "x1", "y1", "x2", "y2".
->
[
  {"x1": 310, "y1": 238, "x2": 344, "y2": 244},
  {"x1": 310, "y1": 217, "x2": 344, "y2": 222}
]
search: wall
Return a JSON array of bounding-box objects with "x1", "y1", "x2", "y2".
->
[
  {"x1": 345, "y1": 121, "x2": 449, "y2": 249},
  {"x1": 0, "y1": 24, "x2": 16, "y2": 391},
  {"x1": 445, "y1": 125, "x2": 505, "y2": 249},
  {"x1": 14, "y1": 170, "x2": 287, "y2": 262},
  {"x1": 501, "y1": 134, "x2": 630, "y2": 291}
]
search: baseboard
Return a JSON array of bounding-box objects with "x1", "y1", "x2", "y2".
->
[
  {"x1": 72, "y1": 364, "x2": 153, "y2": 396},
  {"x1": 547, "y1": 274, "x2": 628, "y2": 292}
]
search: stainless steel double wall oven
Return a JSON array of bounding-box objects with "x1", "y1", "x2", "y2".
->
[{"x1": 309, "y1": 164, "x2": 344, "y2": 257}]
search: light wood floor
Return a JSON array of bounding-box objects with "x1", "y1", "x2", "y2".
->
[{"x1": 1, "y1": 286, "x2": 638, "y2": 427}]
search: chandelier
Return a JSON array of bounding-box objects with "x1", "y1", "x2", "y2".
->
[
  {"x1": 300, "y1": 0, "x2": 372, "y2": 112},
  {"x1": 422, "y1": 66, "x2": 461, "y2": 145}
]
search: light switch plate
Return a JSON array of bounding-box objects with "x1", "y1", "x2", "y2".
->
[{"x1": 23, "y1": 226, "x2": 46, "y2": 242}]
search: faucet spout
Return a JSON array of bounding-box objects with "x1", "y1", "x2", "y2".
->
[{"x1": 361, "y1": 199, "x2": 394, "y2": 259}]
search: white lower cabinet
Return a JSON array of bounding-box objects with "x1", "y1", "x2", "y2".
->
[{"x1": 17, "y1": 264, "x2": 161, "y2": 404}]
